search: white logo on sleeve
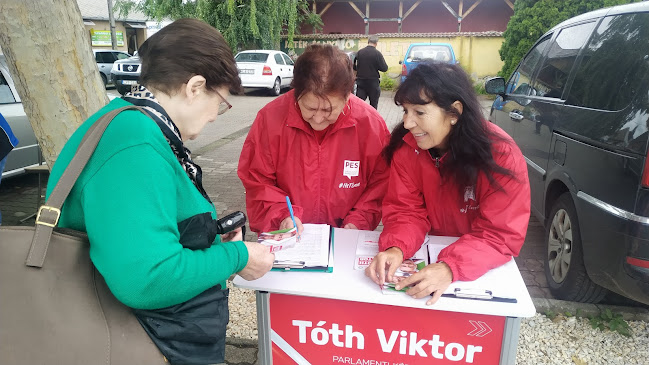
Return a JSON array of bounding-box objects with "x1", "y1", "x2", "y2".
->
[{"x1": 343, "y1": 160, "x2": 360, "y2": 180}]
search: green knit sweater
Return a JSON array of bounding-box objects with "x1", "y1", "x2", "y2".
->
[{"x1": 45, "y1": 98, "x2": 248, "y2": 310}]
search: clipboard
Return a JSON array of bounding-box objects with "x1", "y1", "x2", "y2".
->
[{"x1": 271, "y1": 224, "x2": 334, "y2": 273}]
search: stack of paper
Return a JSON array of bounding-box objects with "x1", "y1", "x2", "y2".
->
[{"x1": 271, "y1": 224, "x2": 333, "y2": 272}]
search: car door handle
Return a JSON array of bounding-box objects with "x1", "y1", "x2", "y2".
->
[{"x1": 509, "y1": 111, "x2": 524, "y2": 121}]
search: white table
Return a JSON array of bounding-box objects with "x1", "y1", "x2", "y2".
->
[{"x1": 234, "y1": 228, "x2": 535, "y2": 364}]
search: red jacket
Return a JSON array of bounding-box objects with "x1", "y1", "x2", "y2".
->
[
  {"x1": 379, "y1": 123, "x2": 531, "y2": 282},
  {"x1": 238, "y1": 90, "x2": 390, "y2": 233}
]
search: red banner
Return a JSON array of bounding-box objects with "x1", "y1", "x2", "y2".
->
[{"x1": 269, "y1": 294, "x2": 505, "y2": 365}]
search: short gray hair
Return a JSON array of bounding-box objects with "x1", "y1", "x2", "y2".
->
[{"x1": 368, "y1": 35, "x2": 379, "y2": 44}]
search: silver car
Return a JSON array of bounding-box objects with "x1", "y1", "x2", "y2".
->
[
  {"x1": 0, "y1": 56, "x2": 40, "y2": 178},
  {"x1": 93, "y1": 49, "x2": 131, "y2": 87}
]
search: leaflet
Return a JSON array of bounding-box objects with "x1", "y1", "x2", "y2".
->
[
  {"x1": 381, "y1": 256, "x2": 428, "y2": 294},
  {"x1": 258, "y1": 227, "x2": 298, "y2": 253}
]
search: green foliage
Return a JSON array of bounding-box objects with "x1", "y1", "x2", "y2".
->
[
  {"x1": 498, "y1": 0, "x2": 638, "y2": 78},
  {"x1": 380, "y1": 72, "x2": 396, "y2": 91},
  {"x1": 114, "y1": 0, "x2": 323, "y2": 52},
  {"x1": 544, "y1": 309, "x2": 557, "y2": 320},
  {"x1": 473, "y1": 81, "x2": 486, "y2": 95},
  {"x1": 589, "y1": 308, "x2": 632, "y2": 337}
]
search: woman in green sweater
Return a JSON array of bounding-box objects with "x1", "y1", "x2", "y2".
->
[{"x1": 45, "y1": 19, "x2": 275, "y2": 364}]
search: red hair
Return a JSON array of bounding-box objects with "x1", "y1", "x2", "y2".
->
[{"x1": 291, "y1": 44, "x2": 355, "y2": 101}]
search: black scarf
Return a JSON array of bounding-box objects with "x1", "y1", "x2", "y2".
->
[{"x1": 122, "y1": 86, "x2": 211, "y2": 202}]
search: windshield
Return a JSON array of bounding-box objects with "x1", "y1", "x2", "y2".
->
[
  {"x1": 235, "y1": 53, "x2": 270, "y2": 63},
  {"x1": 407, "y1": 45, "x2": 452, "y2": 62}
]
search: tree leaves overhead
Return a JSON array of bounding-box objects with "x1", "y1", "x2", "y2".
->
[
  {"x1": 114, "y1": 0, "x2": 322, "y2": 52},
  {"x1": 498, "y1": 0, "x2": 638, "y2": 78}
]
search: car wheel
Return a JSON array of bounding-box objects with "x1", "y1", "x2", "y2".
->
[
  {"x1": 544, "y1": 192, "x2": 607, "y2": 303},
  {"x1": 270, "y1": 77, "x2": 281, "y2": 96},
  {"x1": 100, "y1": 73, "x2": 107, "y2": 87}
]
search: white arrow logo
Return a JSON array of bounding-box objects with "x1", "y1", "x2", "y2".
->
[{"x1": 467, "y1": 320, "x2": 492, "y2": 337}]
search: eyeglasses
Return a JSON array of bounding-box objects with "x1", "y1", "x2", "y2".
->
[{"x1": 215, "y1": 89, "x2": 232, "y2": 115}]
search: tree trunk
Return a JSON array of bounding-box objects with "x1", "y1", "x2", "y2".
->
[{"x1": 0, "y1": 0, "x2": 108, "y2": 167}]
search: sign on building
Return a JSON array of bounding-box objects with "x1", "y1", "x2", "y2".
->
[
  {"x1": 90, "y1": 29, "x2": 124, "y2": 47},
  {"x1": 282, "y1": 38, "x2": 359, "y2": 55}
]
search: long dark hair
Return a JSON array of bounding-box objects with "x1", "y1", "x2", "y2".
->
[{"x1": 384, "y1": 62, "x2": 513, "y2": 188}]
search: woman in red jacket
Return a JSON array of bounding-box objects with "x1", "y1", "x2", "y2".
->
[
  {"x1": 366, "y1": 63, "x2": 531, "y2": 305},
  {"x1": 238, "y1": 44, "x2": 390, "y2": 234}
]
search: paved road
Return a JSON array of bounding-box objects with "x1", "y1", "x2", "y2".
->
[{"x1": 0, "y1": 88, "x2": 605, "y2": 304}]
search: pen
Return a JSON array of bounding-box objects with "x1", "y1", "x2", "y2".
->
[
  {"x1": 440, "y1": 293, "x2": 517, "y2": 303},
  {"x1": 285, "y1": 196, "x2": 299, "y2": 239}
]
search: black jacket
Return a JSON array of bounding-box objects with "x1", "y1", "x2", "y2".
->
[{"x1": 354, "y1": 45, "x2": 388, "y2": 80}]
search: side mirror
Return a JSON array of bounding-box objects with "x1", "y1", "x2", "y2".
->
[
  {"x1": 485, "y1": 77, "x2": 506, "y2": 95},
  {"x1": 399, "y1": 60, "x2": 403, "y2": 64}
]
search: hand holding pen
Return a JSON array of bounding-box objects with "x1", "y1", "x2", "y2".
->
[{"x1": 280, "y1": 196, "x2": 304, "y2": 240}]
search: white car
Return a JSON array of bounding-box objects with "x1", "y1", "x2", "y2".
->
[{"x1": 235, "y1": 50, "x2": 294, "y2": 96}]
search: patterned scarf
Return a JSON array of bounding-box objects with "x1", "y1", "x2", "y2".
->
[{"x1": 122, "y1": 85, "x2": 211, "y2": 202}]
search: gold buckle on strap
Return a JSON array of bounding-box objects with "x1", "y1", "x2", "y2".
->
[{"x1": 35, "y1": 206, "x2": 61, "y2": 228}]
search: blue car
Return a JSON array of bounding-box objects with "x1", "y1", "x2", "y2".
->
[{"x1": 400, "y1": 43, "x2": 457, "y2": 83}]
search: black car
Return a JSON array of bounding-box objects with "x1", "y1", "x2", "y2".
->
[{"x1": 486, "y1": 2, "x2": 649, "y2": 305}]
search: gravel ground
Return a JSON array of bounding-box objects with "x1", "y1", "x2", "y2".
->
[
  {"x1": 226, "y1": 284, "x2": 649, "y2": 365},
  {"x1": 517, "y1": 314, "x2": 649, "y2": 365}
]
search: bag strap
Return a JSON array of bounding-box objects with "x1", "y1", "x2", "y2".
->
[{"x1": 26, "y1": 105, "x2": 146, "y2": 267}]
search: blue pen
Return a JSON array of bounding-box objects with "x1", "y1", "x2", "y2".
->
[{"x1": 285, "y1": 196, "x2": 300, "y2": 239}]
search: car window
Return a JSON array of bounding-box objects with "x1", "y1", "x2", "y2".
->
[
  {"x1": 567, "y1": 13, "x2": 649, "y2": 111},
  {"x1": 282, "y1": 54, "x2": 294, "y2": 66},
  {"x1": 97, "y1": 52, "x2": 115, "y2": 63},
  {"x1": 274, "y1": 54, "x2": 285, "y2": 65},
  {"x1": 235, "y1": 53, "x2": 269, "y2": 63},
  {"x1": 533, "y1": 22, "x2": 596, "y2": 99},
  {"x1": 115, "y1": 52, "x2": 130, "y2": 60},
  {"x1": 507, "y1": 36, "x2": 551, "y2": 96},
  {"x1": 95, "y1": 52, "x2": 106, "y2": 63},
  {"x1": 0, "y1": 71, "x2": 16, "y2": 104},
  {"x1": 407, "y1": 45, "x2": 452, "y2": 62}
]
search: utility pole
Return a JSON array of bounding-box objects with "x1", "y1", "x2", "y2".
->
[{"x1": 107, "y1": 0, "x2": 117, "y2": 50}]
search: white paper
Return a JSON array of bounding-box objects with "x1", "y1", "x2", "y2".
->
[
  {"x1": 427, "y1": 243, "x2": 518, "y2": 299},
  {"x1": 354, "y1": 231, "x2": 381, "y2": 270},
  {"x1": 354, "y1": 233, "x2": 429, "y2": 270},
  {"x1": 273, "y1": 224, "x2": 331, "y2": 268}
]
